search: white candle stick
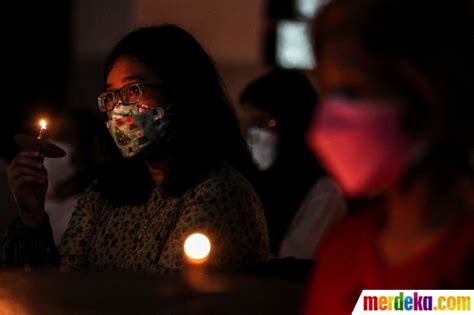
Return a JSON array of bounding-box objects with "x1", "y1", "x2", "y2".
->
[{"x1": 37, "y1": 119, "x2": 47, "y2": 141}]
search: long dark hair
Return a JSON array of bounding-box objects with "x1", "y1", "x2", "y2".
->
[{"x1": 94, "y1": 25, "x2": 256, "y2": 204}]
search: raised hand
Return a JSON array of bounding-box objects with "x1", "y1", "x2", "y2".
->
[{"x1": 7, "y1": 150, "x2": 48, "y2": 227}]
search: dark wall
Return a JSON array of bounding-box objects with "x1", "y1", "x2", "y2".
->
[{"x1": 1, "y1": 1, "x2": 71, "y2": 160}]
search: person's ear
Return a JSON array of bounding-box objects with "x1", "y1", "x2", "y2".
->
[
  {"x1": 396, "y1": 60, "x2": 437, "y2": 110},
  {"x1": 395, "y1": 59, "x2": 443, "y2": 143}
]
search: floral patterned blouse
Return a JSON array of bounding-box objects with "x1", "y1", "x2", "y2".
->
[{"x1": 2, "y1": 163, "x2": 270, "y2": 273}]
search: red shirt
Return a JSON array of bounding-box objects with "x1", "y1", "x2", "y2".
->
[{"x1": 304, "y1": 206, "x2": 474, "y2": 315}]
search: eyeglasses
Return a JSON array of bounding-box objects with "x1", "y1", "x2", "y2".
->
[{"x1": 97, "y1": 82, "x2": 163, "y2": 112}]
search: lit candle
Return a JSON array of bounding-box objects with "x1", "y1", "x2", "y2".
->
[
  {"x1": 184, "y1": 233, "x2": 211, "y2": 264},
  {"x1": 182, "y1": 233, "x2": 227, "y2": 293},
  {"x1": 37, "y1": 119, "x2": 47, "y2": 141}
]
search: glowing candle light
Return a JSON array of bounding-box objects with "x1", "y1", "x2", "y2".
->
[
  {"x1": 13, "y1": 118, "x2": 66, "y2": 158},
  {"x1": 184, "y1": 233, "x2": 211, "y2": 264},
  {"x1": 37, "y1": 119, "x2": 47, "y2": 140}
]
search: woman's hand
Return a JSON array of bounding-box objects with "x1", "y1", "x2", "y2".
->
[{"x1": 7, "y1": 150, "x2": 48, "y2": 227}]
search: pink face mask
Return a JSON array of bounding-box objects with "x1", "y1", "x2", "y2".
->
[{"x1": 307, "y1": 97, "x2": 412, "y2": 197}]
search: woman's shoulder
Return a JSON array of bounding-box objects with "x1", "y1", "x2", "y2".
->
[
  {"x1": 74, "y1": 181, "x2": 107, "y2": 209},
  {"x1": 181, "y1": 162, "x2": 261, "y2": 210},
  {"x1": 195, "y1": 162, "x2": 256, "y2": 194}
]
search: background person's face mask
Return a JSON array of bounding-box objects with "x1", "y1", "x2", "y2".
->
[
  {"x1": 105, "y1": 103, "x2": 167, "y2": 157},
  {"x1": 246, "y1": 127, "x2": 278, "y2": 171},
  {"x1": 307, "y1": 97, "x2": 414, "y2": 197}
]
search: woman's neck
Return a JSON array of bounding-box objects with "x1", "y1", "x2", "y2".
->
[
  {"x1": 377, "y1": 179, "x2": 449, "y2": 266},
  {"x1": 385, "y1": 180, "x2": 431, "y2": 238},
  {"x1": 145, "y1": 159, "x2": 169, "y2": 183}
]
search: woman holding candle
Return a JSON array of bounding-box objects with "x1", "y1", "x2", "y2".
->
[
  {"x1": 2, "y1": 25, "x2": 269, "y2": 273},
  {"x1": 304, "y1": 0, "x2": 474, "y2": 313}
]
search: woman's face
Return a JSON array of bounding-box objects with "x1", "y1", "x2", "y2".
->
[
  {"x1": 106, "y1": 55, "x2": 166, "y2": 109},
  {"x1": 103, "y1": 55, "x2": 171, "y2": 159},
  {"x1": 308, "y1": 39, "x2": 423, "y2": 196}
]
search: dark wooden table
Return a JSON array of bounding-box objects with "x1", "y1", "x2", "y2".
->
[{"x1": 0, "y1": 269, "x2": 310, "y2": 315}]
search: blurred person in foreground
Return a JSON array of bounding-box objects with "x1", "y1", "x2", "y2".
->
[
  {"x1": 304, "y1": 0, "x2": 474, "y2": 313},
  {"x1": 239, "y1": 69, "x2": 346, "y2": 258},
  {"x1": 2, "y1": 25, "x2": 269, "y2": 273}
]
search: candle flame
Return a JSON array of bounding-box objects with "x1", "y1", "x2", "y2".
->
[
  {"x1": 184, "y1": 233, "x2": 211, "y2": 264},
  {"x1": 39, "y1": 119, "x2": 47, "y2": 129}
]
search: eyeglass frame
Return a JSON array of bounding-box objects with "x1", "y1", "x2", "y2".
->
[{"x1": 97, "y1": 81, "x2": 164, "y2": 112}]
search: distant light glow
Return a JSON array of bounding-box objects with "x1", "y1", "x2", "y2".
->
[
  {"x1": 296, "y1": 0, "x2": 325, "y2": 19},
  {"x1": 276, "y1": 20, "x2": 315, "y2": 70},
  {"x1": 184, "y1": 233, "x2": 211, "y2": 264}
]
